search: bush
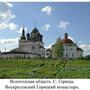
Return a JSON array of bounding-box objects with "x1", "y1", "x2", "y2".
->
[{"x1": 85, "y1": 55, "x2": 90, "y2": 60}]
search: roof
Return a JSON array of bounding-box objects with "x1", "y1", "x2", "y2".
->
[
  {"x1": 61, "y1": 38, "x2": 74, "y2": 44},
  {"x1": 77, "y1": 47, "x2": 83, "y2": 51},
  {"x1": 61, "y1": 33, "x2": 74, "y2": 44}
]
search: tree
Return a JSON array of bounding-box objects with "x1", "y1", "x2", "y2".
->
[
  {"x1": 85, "y1": 55, "x2": 90, "y2": 60},
  {"x1": 54, "y1": 37, "x2": 63, "y2": 59}
]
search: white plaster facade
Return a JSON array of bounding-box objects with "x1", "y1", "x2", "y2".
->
[
  {"x1": 63, "y1": 44, "x2": 83, "y2": 59},
  {"x1": 51, "y1": 33, "x2": 83, "y2": 59}
]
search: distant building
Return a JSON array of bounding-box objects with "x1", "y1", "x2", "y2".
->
[
  {"x1": 0, "y1": 27, "x2": 45, "y2": 59},
  {"x1": 47, "y1": 33, "x2": 83, "y2": 59}
]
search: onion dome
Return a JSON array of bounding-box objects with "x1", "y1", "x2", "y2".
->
[
  {"x1": 30, "y1": 27, "x2": 43, "y2": 42},
  {"x1": 61, "y1": 33, "x2": 74, "y2": 44},
  {"x1": 26, "y1": 33, "x2": 30, "y2": 40},
  {"x1": 26, "y1": 33, "x2": 30, "y2": 36},
  {"x1": 31, "y1": 27, "x2": 39, "y2": 35}
]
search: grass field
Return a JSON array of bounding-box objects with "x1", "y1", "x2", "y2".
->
[{"x1": 0, "y1": 59, "x2": 90, "y2": 79}]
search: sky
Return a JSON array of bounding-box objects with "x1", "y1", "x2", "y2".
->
[{"x1": 0, "y1": 2, "x2": 90, "y2": 56}]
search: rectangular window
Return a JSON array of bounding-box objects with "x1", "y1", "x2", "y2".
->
[
  {"x1": 71, "y1": 48, "x2": 72, "y2": 50},
  {"x1": 72, "y1": 53, "x2": 74, "y2": 57},
  {"x1": 66, "y1": 54, "x2": 68, "y2": 57}
]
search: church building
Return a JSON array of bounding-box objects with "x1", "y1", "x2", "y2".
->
[
  {"x1": 0, "y1": 27, "x2": 45, "y2": 59},
  {"x1": 47, "y1": 33, "x2": 83, "y2": 59}
]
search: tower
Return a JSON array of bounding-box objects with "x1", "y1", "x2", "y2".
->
[{"x1": 21, "y1": 27, "x2": 26, "y2": 40}]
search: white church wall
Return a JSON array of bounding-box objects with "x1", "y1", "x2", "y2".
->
[
  {"x1": 40, "y1": 48, "x2": 45, "y2": 58},
  {"x1": 63, "y1": 44, "x2": 77, "y2": 59},
  {"x1": 19, "y1": 40, "x2": 45, "y2": 56},
  {"x1": 18, "y1": 39, "x2": 45, "y2": 58},
  {"x1": 0, "y1": 53, "x2": 39, "y2": 59},
  {"x1": 76, "y1": 51, "x2": 83, "y2": 58}
]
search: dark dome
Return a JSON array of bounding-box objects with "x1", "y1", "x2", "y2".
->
[
  {"x1": 26, "y1": 33, "x2": 30, "y2": 36},
  {"x1": 31, "y1": 27, "x2": 39, "y2": 34},
  {"x1": 61, "y1": 33, "x2": 74, "y2": 44}
]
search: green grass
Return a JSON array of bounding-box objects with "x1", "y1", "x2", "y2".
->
[{"x1": 0, "y1": 59, "x2": 90, "y2": 79}]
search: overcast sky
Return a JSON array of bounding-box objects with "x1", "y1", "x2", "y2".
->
[{"x1": 0, "y1": 2, "x2": 90, "y2": 56}]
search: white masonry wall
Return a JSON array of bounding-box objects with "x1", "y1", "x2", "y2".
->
[
  {"x1": 19, "y1": 40, "x2": 45, "y2": 58},
  {"x1": 76, "y1": 50, "x2": 83, "y2": 58},
  {"x1": 63, "y1": 44, "x2": 77, "y2": 59}
]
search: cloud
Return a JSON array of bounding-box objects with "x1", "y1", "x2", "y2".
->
[
  {"x1": 0, "y1": 38, "x2": 19, "y2": 52},
  {"x1": 58, "y1": 21, "x2": 70, "y2": 30},
  {"x1": 45, "y1": 43, "x2": 54, "y2": 49},
  {"x1": 0, "y1": 2, "x2": 18, "y2": 32},
  {"x1": 0, "y1": 22, "x2": 18, "y2": 30},
  {"x1": 0, "y1": 2, "x2": 24, "y2": 34},
  {"x1": 6, "y1": 2, "x2": 13, "y2": 7},
  {"x1": 0, "y1": 2, "x2": 15, "y2": 21},
  {"x1": 41, "y1": 5, "x2": 53, "y2": 15},
  {"x1": 0, "y1": 22, "x2": 27, "y2": 34},
  {"x1": 79, "y1": 44, "x2": 90, "y2": 56},
  {"x1": 8, "y1": 23, "x2": 18, "y2": 30},
  {"x1": 42, "y1": 24, "x2": 51, "y2": 31},
  {"x1": 0, "y1": 38, "x2": 19, "y2": 46}
]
